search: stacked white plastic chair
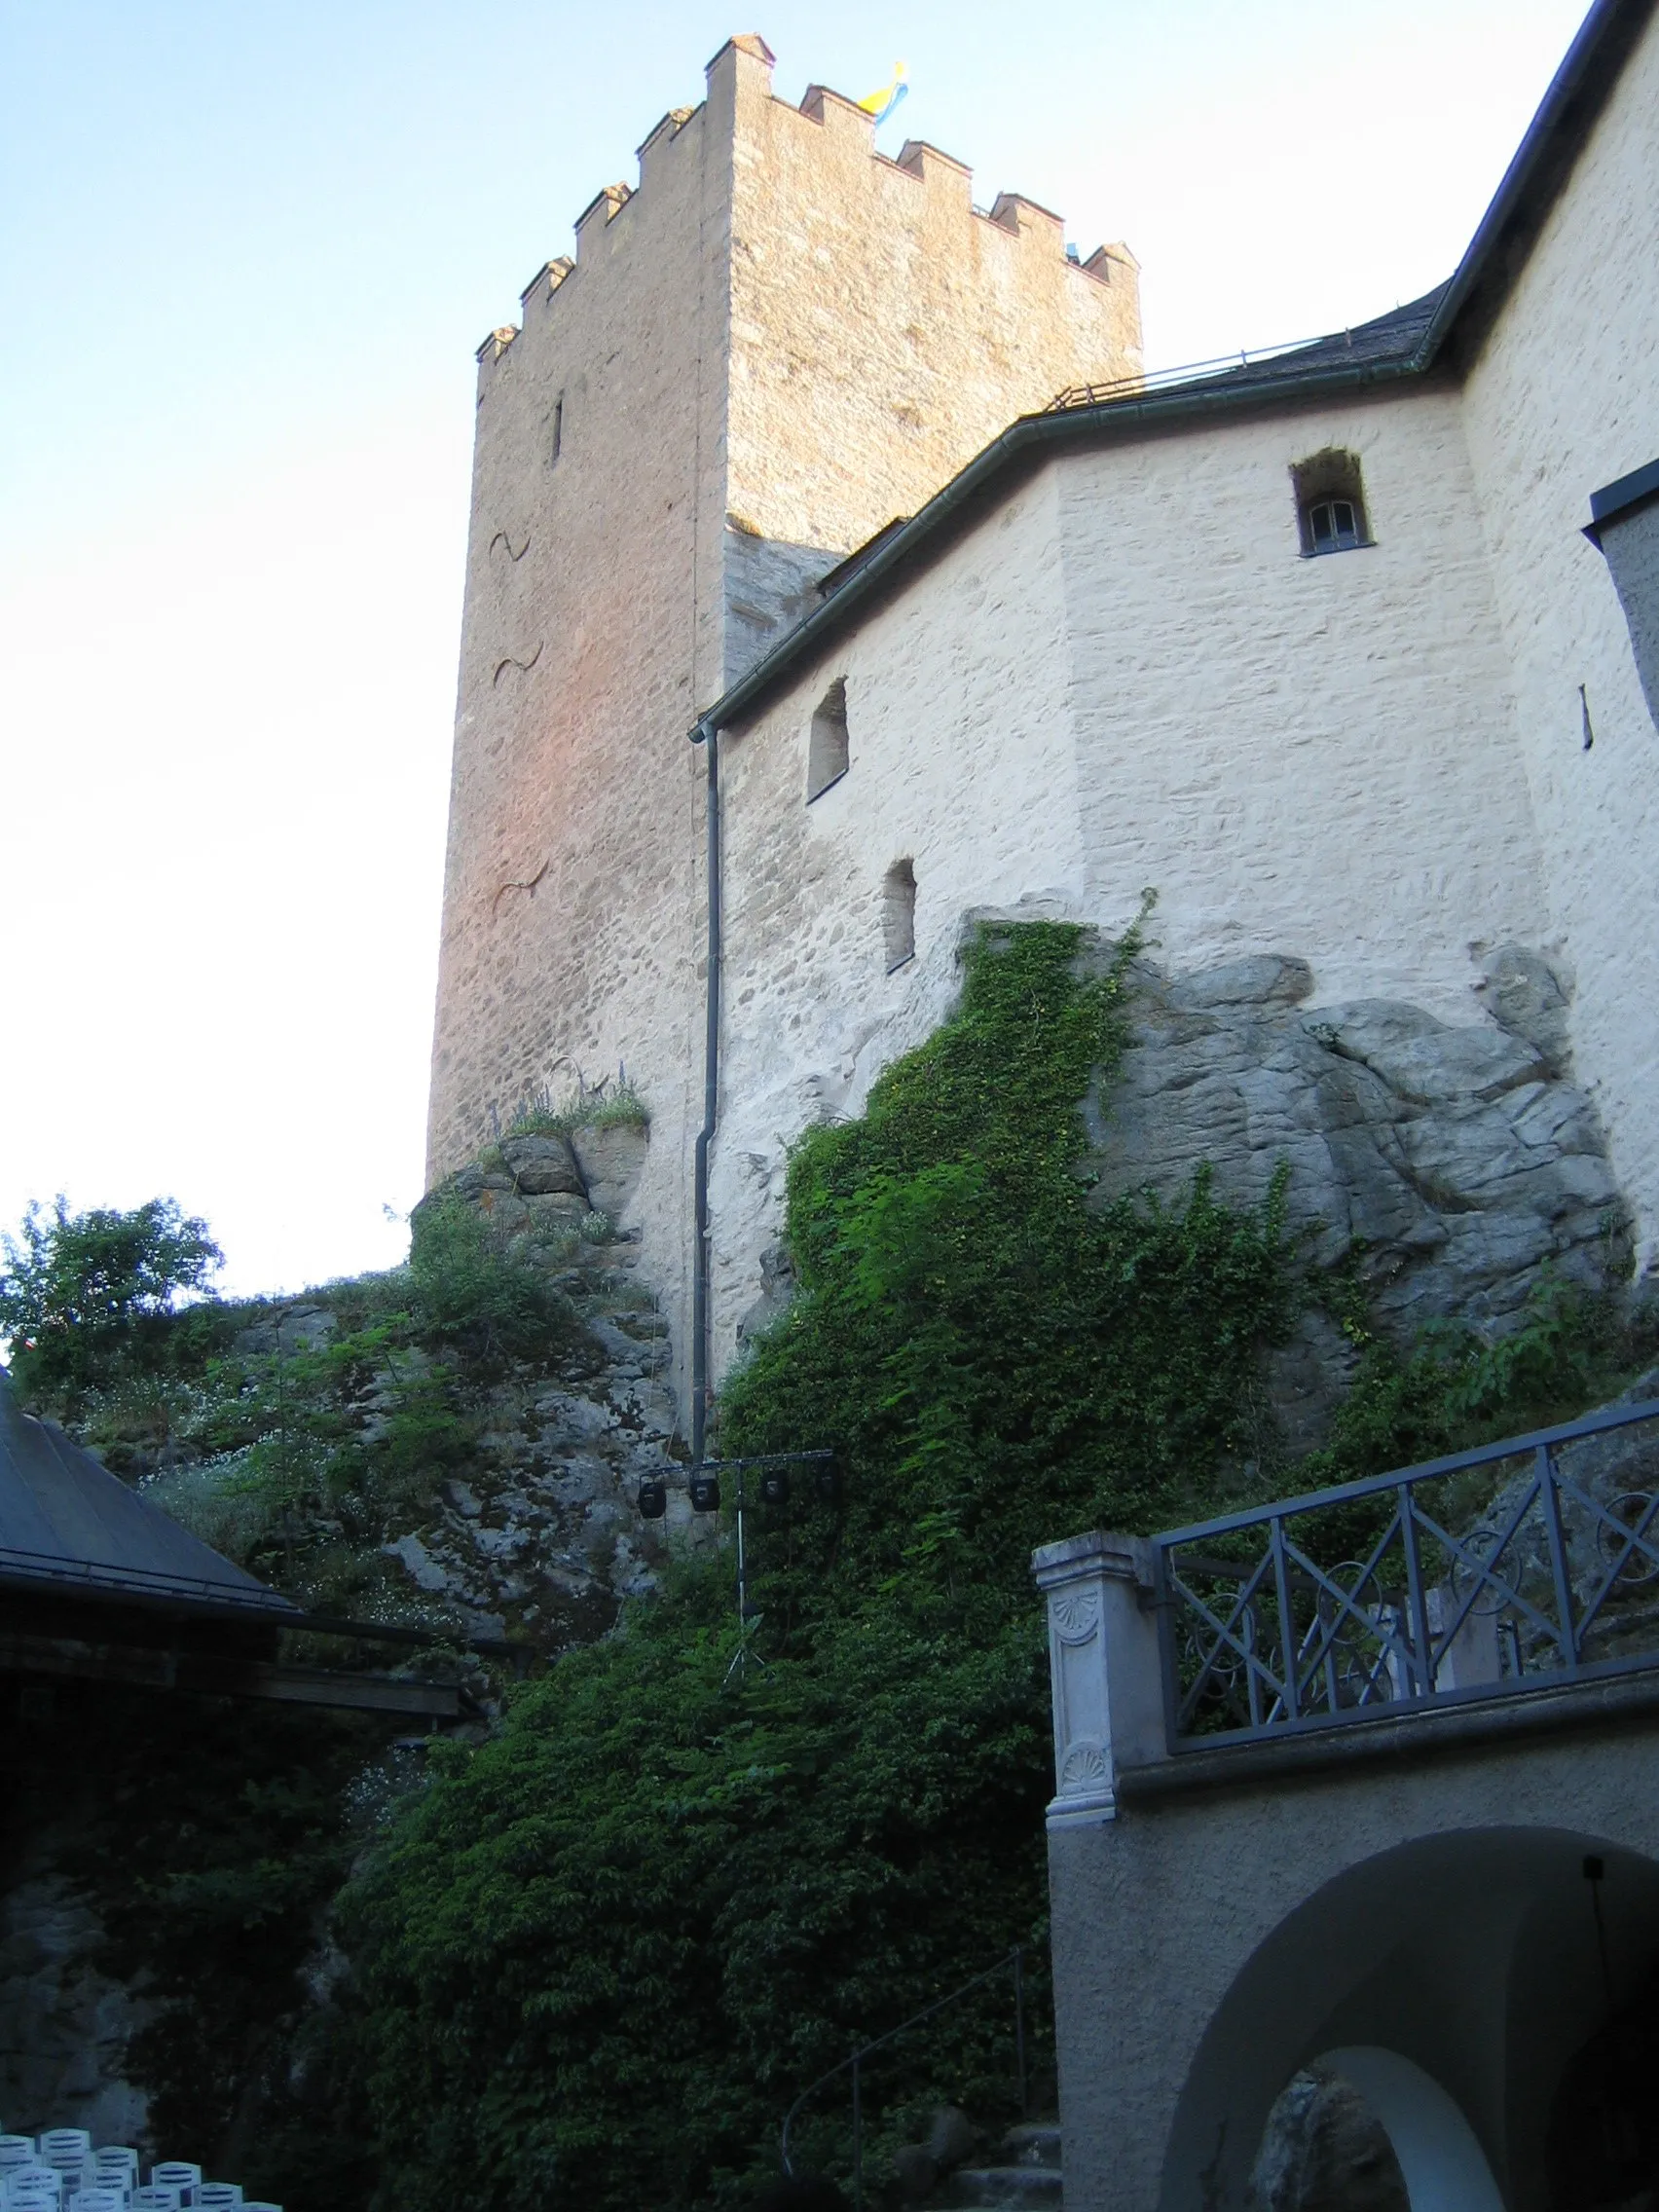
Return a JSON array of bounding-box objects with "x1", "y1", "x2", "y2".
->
[{"x1": 0, "y1": 2140, "x2": 275, "y2": 2212}]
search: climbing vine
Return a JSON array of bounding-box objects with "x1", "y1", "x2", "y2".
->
[{"x1": 337, "y1": 919, "x2": 1299, "y2": 2211}]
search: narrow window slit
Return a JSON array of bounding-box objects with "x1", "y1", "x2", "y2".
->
[
  {"x1": 807, "y1": 679, "x2": 850, "y2": 801},
  {"x1": 883, "y1": 859, "x2": 916, "y2": 972}
]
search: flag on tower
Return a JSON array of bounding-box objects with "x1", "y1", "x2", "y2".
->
[{"x1": 858, "y1": 64, "x2": 908, "y2": 126}]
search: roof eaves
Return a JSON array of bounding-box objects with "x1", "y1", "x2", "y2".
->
[
  {"x1": 691, "y1": 348, "x2": 1426, "y2": 738},
  {"x1": 1415, "y1": 0, "x2": 1655, "y2": 368}
]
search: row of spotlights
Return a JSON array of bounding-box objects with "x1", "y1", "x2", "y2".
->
[{"x1": 636, "y1": 1463, "x2": 842, "y2": 1520}]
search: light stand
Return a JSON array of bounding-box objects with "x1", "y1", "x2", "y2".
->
[{"x1": 637, "y1": 1450, "x2": 839, "y2": 1684}]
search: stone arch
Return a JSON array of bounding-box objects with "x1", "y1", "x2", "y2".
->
[{"x1": 1153, "y1": 1826, "x2": 1659, "y2": 2212}]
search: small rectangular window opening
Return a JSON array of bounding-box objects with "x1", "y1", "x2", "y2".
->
[
  {"x1": 551, "y1": 395, "x2": 564, "y2": 464},
  {"x1": 883, "y1": 858, "x2": 916, "y2": 972},
  {"x1": 1292, "y1": 449, "x2": 1370, "y2": 557},
  {"x1": 807, "y1": 678, "x2": 850, "y2": 801}
]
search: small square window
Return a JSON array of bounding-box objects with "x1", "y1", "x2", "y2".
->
[
  {"x1": 1308, "y1": 498, "x2": 1359, "y2": 554},
  {"x1": 1292, "y1": 450, "x2": 1372, "y2": 557}
]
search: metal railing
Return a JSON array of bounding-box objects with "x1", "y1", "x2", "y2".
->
[
  {"x1": 1156, "y1": 1399, "x2": 1659, "y2": 1750},
  {"x1": 780, "y1": 1947, "x2": 1030, "y2": 2210},
  {"x1": 1044, "y1": 324, "x2": 1379, "y2": 414}
]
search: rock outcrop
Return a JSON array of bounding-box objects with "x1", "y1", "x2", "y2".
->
[
  {"x1": 375, "y1": 1113, "x2": 702, "y2": 1643},
  {"x1": 1074, "y1": 942, "x2": 1624, "y2": 1449}
]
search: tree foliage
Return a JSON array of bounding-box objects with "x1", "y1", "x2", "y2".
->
[{"x1": 0, "y1": 1196, "x2": 224, "y2": 1417}]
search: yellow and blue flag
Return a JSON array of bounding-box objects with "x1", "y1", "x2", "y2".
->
[{"x1": 858, "y1": 63, "x2": 908, "y2": 127}]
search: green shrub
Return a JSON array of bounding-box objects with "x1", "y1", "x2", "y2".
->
[
  {"x1": 408, "y1": 1192, "x2": 579, "y2": 1363},
  {"x1": 505, "y1": 1079, "x2": 650, "y2": 1140},
  {"x1": 0, "y1": 1197, "x2": 226, "y2": 1421}
]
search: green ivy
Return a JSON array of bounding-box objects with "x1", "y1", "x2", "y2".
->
[{"x1": 336, "y1": 920, "x2": 1298, "y2": 2211}]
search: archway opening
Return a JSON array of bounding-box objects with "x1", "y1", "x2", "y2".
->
[
  {"x1": 1545, "y1": 1965, "x2": 1659, "y2": 2211},
  {"x1": 1249, "y1": 2046, "x2": 1503, "y2": 2211},
  {"x1": 1159, "y1": 1827, "x2": 1659, "y2": 2212}
]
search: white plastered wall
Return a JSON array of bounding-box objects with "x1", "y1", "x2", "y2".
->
[
  {"x1": 1462, "y1": 2, "x2": 1659, "y2": 1271},
  {"x1": 712, "y1": 467, "x2": 1080, "y2": 1368},
  {"x1": 1060, "y1": 388, "x2": 1547, "y2": 1014},
  {"x1": 711, "y1": 391, "x2": 1557, "y2": 1376}
]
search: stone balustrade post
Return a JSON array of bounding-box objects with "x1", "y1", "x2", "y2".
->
[{"x1": 1032, "y1": 1530, "x2": 1168, "y2": 1827}]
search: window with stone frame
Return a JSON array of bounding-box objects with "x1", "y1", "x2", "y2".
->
[
  {"x1": 1586, "y1": 458, "x2": 1659, "y2": 731},
  {"x1": 1292, "y1": 449, "x2": 1372, "y2": 557}
]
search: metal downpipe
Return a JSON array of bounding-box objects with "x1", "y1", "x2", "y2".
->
[{"x1": 690, "y1": 717, "x2": 719, "y2": 1464}]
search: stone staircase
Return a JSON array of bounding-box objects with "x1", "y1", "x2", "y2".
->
[{"x1": 938, "y1": 2122, "x2": 1062, "y2": 2209}]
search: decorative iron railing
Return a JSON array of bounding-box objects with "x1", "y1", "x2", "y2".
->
[{"x1": 1155, "y1": 1398, "x2": 1659, "y2": 1750}]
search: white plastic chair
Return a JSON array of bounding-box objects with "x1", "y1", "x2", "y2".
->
[
  {"x1": 7, "y1": 2177, "x2": 61, "y2": 2212},
  {"x1": 89, "y1": 2157, "x2": 134, "y2": 2207},
  {"x1": 129, "y1": 2190, "x2": 180, "y2": 2212},
  {"x1": 0, "y1": 2145, "x2": 37, "y2": 2172},
  {"x1": 193, "y1": 2188, "x2": 240, "y2": 2211},
  {"x1": 147, "y1": 2171, "x2": 198, "y2": 2209}
]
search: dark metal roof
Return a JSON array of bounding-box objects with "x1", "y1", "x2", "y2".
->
[
  {"x1": 1045, "y1": 288, "x2": 1451, "y2": 416},
  {"x1": 691, "y1": 0, "x2": 1654, "y2": 741},
  {"x1": 0, "y1": 1371, "x2": 301, "y2": 1622}
]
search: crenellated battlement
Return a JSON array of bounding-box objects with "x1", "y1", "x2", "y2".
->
[
  {"x1": 475, "y1": 30, "x2": 1134, "y2": 387},
  {"x1": 436, "y1": 27, "x2": 1141, "y2": 1317}
]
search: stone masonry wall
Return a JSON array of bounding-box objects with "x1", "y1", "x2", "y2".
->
[
  {"x1": 721, "y1": 42, "x2": 1139, "y2": 676},
  {"x1": 1462, "y1": 0, "x2": 1659, "y2": 1276},
  {"x1": 426, "y1": 76, "x2": 725, "y2": 1413},
  {"x1": 1059, "y1": 386, "x2": 1547, "y2": 1014},
  {"x1": 427, "y1": 31, "x2": 1142, "y2": 1426}
]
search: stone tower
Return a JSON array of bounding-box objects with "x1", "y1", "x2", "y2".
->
[{"x1": 427, "y1": 33, "x2": 1141, "y2": 1390}]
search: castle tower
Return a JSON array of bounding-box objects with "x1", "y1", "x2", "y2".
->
[{"x1": 426, "y1": 34, "x2": 1141, "y2": 1395}]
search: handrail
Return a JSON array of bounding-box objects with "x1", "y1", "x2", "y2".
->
[
  {"x1": 780, "y1": 1947, "x2": 1028, "y2": 2210},
  {"x1": 1156, "y1": 1398, "x2": 1659, "y2": 1750}
]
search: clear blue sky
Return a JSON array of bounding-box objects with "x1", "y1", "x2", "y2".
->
[{"x1": 0, "y1": 0, "x2": 1589, "y2": 1298}]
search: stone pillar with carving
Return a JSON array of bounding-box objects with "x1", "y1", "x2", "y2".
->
[{"x1": 1032, "y1": 1530, "x2": 1168, "y2": 1827}]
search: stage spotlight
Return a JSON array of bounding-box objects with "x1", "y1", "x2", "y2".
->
[
  {"x1": 759, "y1": 1467, "x2": 790, "y2": 1507},
  {"x1": 637, "y1": 1477, "x2": 668, "y2": 1520},
  {"x1": 689, "y1": 1470, "x2": 721, "y2": 1513}
]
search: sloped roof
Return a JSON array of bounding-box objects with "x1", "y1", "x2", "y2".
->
[
  {"x1": 0, "y1": 1371, "x2": 300, "y2": 1622},
  {"x1": 692, "y1": 0, "x2": 1654, "y2": 739},
  {"x1": 1065, "y1": 287, "x2": 1452, "y2": 409}
]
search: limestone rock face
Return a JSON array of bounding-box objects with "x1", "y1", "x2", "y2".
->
[
  {"x1": 0, "y1": 1858, "x2": 151, "y2": 2147},
  {"x1": 386, "y1": 1115, "x2": 703, "y2": 1642},
  {"x1": 497, "y1": 1133, "x2": 584, "y2": 1196},
  {"x1": 1083, "y1": 947, "x2": 1621, "y2": 1343},
  {"x1": 1248, "y1": 2067, "x2": 1409, "y2": 2210},
  {"x1": 570, "y1": 1122, "x2": 650, "y2": 1218}
]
